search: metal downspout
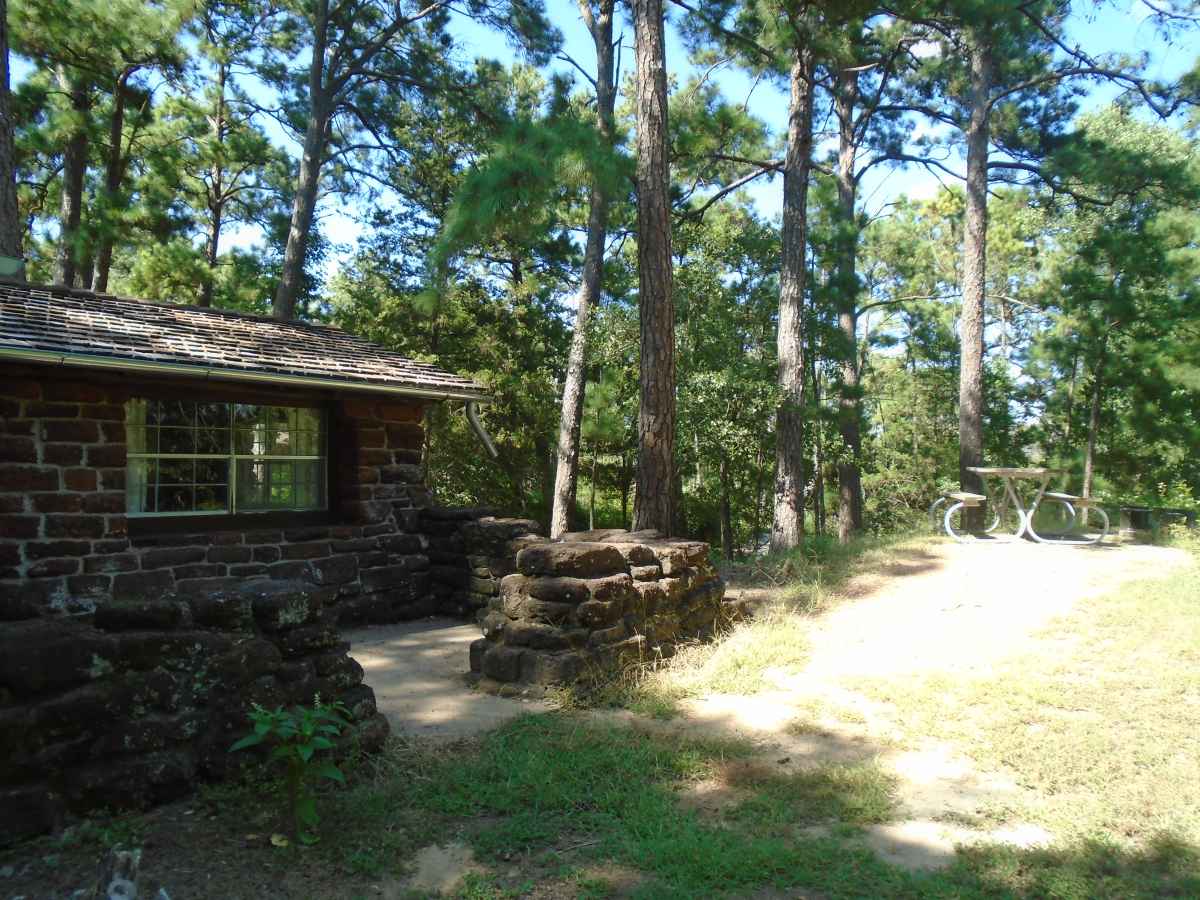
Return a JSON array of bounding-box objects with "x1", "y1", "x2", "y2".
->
[{"x1": 467, "y1": 401, "x2": 499, "y2": 458}]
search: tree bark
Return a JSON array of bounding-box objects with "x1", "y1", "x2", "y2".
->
[
  {"x1": 958, "y1": 35, "x2": 991, "y2": 526},
  {"x1": 588, "y1": 440, "x2": 598, "y2": 530},
  {"x1": 200, "y1": 60, "x2": 229, "y2": 308},
  {"x1": 55, "y1": 67, "x2": 89, "y2": 287},
  {"x1": 1081, "y1": 334, "x2": 1108, "y2": 526},
  {"x1": 1062, "y1": 347, "x2": 1079, "y2": 453},
  {"x1": 619, "y1": 451, "x2": 631, "y2": 526},
  {"x1": 770, "y1": 48, "x2": 815, "y2": 552},
  {"x1": 719, "y1": 452, "x2": 733, "y2": 560},
  {"x1": 0, "y1": 0, "x2": 23, "y2": 269},
  {"x1": 811, "y1": 356, "x2": 824, "y2": 537},
  {"x1": 549, "y1": 0, "x2": 615, "y2": 539},
  {"x1": 273, "y1": 0, "x2": 330, "y2": 320},
  {"x1": 833, "y1": 67, "x2": 863, "y2": 544},
  {"x1": 91, "y1": 72, "x2": 132, "y2": 293},
  {"x1": 631, "y1": 0, "x2": 676, "y2": 536}
]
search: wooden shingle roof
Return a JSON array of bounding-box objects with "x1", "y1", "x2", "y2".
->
[{"x1": 0, "y1": 280, "x2": 488, "y2": 401}]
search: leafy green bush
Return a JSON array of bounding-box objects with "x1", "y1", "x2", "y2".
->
[{"x1": 230, "y1": 699, "x2": 350, "y2": 844}]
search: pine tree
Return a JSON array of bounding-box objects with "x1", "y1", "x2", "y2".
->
[{"x1": 631, "y1": 0, "x2": 677, "y2": 535}]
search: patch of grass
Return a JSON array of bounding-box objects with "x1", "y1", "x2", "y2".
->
[
  {"x1": 453, "y1": 872, "x2": 534, "y2": 899},
  {"x1": 423, "y1": 712, "x2": 1198, "y2": 899},
  {"x1": 784, "y1": 717, "x2": 833, "y2": 737},
  {"x1": 641, "y1": 609, "x2": 812, "y2": 700},
  {"x1": 57, "y1": 810, "x2": 148, "y2": 852},
  {"x1": 724, "y1": 761, "x2": 898, "y2": 832},
  {"x1": 408, "y1": 713, "x2": 916, "y2": 895},
  {"x1": 943, "y1": 834, "x2": 1200, "y2": 900},
  {"x1": 853, "y1": 560, "x2": 1200, "y2": 850},
  {"x1": 726, "y1": 531, "x2": 940, "y2": 607}
]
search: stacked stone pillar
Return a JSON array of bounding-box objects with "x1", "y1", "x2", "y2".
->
[{"x1": 471, "y1": 529, "x2": 738, "y2": 693}]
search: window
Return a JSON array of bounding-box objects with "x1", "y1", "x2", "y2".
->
[{"x1": 125, "y1": 399, "x2": 327, "y2": 516}]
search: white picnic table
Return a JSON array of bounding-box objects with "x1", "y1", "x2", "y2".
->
[
  {"x1": 966, "y1": 466, "x2": 1060, "y2": 541},
  {"x1": 937, "y1": 466, "x2": 1109, "y2": 544}
]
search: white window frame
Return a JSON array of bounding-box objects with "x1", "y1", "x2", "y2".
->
[{"x1": 125, "y1": 399, "x2": 328, "y2": 518}]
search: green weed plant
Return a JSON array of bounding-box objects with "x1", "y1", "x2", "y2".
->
[{"x1": 230, "y1": 699, "x2": 350, "y2": 844}]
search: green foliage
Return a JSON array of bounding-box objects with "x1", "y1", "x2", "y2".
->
[{"x1": 229, "y1": 700, "x2": 350, "y2": 844}]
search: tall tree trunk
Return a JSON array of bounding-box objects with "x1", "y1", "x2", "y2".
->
[
  {"x1": 273, "y1": 0, "x2": 330, "y2": 320},
  {"x1": 55, "y1": 68, "x2": 89, "y2": 287},
  {"x1": 833, "y1": 67, "x2": 863, "y2": 545},
  {"x1": 958, "y1": 35, "x2": 991, "y2": 527},
  {"x1": 631, "y1": 0, "x2": 676, "y2": 535},
  {"x1": 0, "y1": 0, "x2": 22, "y2": 270},
  {"x1": 549, "y1": 0, "x2": 615, "y2": 539},
  {"x1": 588, "y1": 441, "x2": 598, "y2": 530},
  {"x1": 751, "y1": 441, "x2": 765, "y2": 552},
  {"x1": 811, "y1": 358, "x2": 824, "y2": 537},
  {"x1": 91, "y1": 72, "x2": 132, "y2": 293},
  {"x1": 77, "y1": 249, "x2": 94, "y2": 291},
  {"x1": 1081, "y1": 334, "x2": 1108, "y2": 526},
  {"x1": 200, "y1": 60, "x2": 229, "y2": 308},
  {"x1": 619, "y1": 452, "x2": 631, "y2": 526},
  {"x1": 719, "y1": 452, "x2": 733, "y2": 560},
  {"x1": 771, "y1": 48, "x2": 815, "y2": 552},
  {"x1": 273, "y1": 101, "x2": 328, "y2": 319},
  {"x1": 1062, "y1": 347, "x2": 1079, "y2": 454}
]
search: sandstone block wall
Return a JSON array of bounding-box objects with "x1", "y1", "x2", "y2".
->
[
  {"x1": 0, "y1": 579, "x2": 388, "y2": 846},
  {"x1": 470, "y1": 528, "x2": 739, "y2": 692},
  {"x1": 420, "y1": 508, "x2": 542, "y2": 617},
  {"x1": 0, "y1": 369, "x2": 442, "y2": 845},
  {"x1": 0, "y1": 371, "x2": 435, "y2": 625}
]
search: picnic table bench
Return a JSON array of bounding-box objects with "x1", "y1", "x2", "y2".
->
[{"x1": 932, "y1": 467, "x2": 1109, "y2": 545}]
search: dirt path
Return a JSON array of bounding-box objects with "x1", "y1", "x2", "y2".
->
[{"x1": 678, "y1": 539, "x2": 1192, "y2": 869}]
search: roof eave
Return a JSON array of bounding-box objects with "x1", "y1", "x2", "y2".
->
[{"x1": 0, "y1": 346, "x2": 491, "y2": 403}]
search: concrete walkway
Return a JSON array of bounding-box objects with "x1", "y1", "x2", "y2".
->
[{"x1": 344, "y1": 618, "x2": 547, "y2": 741}]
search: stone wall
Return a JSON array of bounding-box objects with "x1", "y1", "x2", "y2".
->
[
  {"x1": 0, "y1": 368, "x2": 440, "y2": 845},
  {"x1": 420, "y1": 508, "x2": 542, "y2": 617},
  {"x1": 470, "y1": 528, "x2": 740, "y2": 693},
  {"x1": 0, "y1": 578, "x2": 388, "y2": 846},
  {"x1": 0, "y1": 369, "x2": 434, "y2": 625}
]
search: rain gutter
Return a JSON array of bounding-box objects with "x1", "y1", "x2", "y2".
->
[{"x1": 0, "y1": 347, "x2": 491, "y2": 403}]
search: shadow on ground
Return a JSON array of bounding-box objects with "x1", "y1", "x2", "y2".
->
[{"x1": 346, "y1": 618, "x2": 547, "y2": 740}]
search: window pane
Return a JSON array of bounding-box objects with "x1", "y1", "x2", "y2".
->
[
  {"x1": 195, "y1": 459, "x2": 229, "y2": 485},
  {"x1": 155, "y1": 400, "x2": 194, "y2": 427},
  {"x1": 126, "y1": 459, "x2": 152, "y2": 512},
  {"x1": 195, "y1": 485, "x2": 229, "y2": 512},
  {"x1": 196, "y1": 402, "x2": 230, "y2": 427},
  {"x1": 157, "y1": 459, "x2": 194, "y2": 484},
  {"x1": 294, "y1": 408, "x2": 322, "y2": 431},
  {"x1": 266, "y1": 429, "x2": 292, "y2": 455},
  {"x1": 233, "y1": 403, "x2": 261, "y2": 427},
  {"x1": 159, "y1": 428, "x2": 195, "y2": 454},
  {"x1": 269, "y1": 483, "x2": 294, "y2": 507},
  {"x1": 197, "y1": 427, "x2": 231, "y2": 454},
  {"x1": 294, "y1": 431, "x2": 321, "y2": 455},
  {"x1": 270, "y1": 461, "x2": 292, "y2": 484},
  {"x1": 234, "y1": 427, "x2": 260, "y2": 455},
  {"x1": 157, "y1": 485, "x2": 194, "y2": 512},
  {"x1": 236, "y1": 460, "x2": 267, "y2": 509}
]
